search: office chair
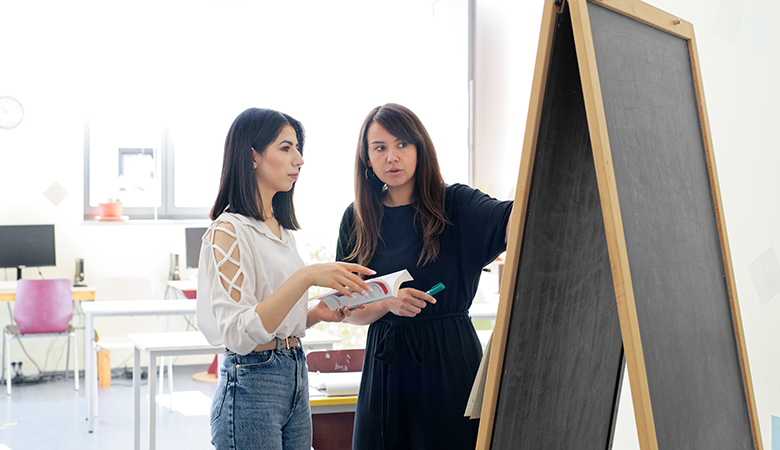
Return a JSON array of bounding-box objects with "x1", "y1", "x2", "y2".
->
[
  {"x1": 2, "y1": 278, "x2": 79, "y2": 395},
  {"x1": 307, "y1": 349, "x2": 365, "y2": 450},
  {"x1": 306, "y1": 348, "x2": 365, "y2": 373}
]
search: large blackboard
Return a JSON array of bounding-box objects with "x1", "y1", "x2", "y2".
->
[
  {"x1": 477, "y1": 1, "x2": 761, "y2": 449},
  {"x1": 588, "y1": 3, "x2": 755, "y2": 448}
]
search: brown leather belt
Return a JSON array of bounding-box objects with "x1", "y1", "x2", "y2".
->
[{"x1": 252, "y1": 336, "x2": 300, "y2": 352}]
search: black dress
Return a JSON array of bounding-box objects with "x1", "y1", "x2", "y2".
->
[{"x1": 336, "y1": 184, "x2": 513, "y2": 450}]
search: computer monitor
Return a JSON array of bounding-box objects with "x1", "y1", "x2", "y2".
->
[
  {"x1": 0, "y1": 224, "x2": 56, "y2": 279},
  {"x1": 185, "y1": 227, "x2": 207, "y2": 269}
]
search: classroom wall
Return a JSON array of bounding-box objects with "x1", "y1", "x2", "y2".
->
[
  {"x1": 473, "y1": 0, "x2": 779, "y2": 447},
  {"x1": 0, "y1": 0, "x2": 776, "y2": 444}
]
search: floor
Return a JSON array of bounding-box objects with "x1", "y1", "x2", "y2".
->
[{"x1": 0, "y1": 364, "x2": 217, "y2": 450}]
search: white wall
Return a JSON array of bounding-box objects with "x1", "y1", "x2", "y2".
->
[
  {"x1": 473, "y1": 0, "x2": 779, "y2": 447},
  {"x1": 0, "y1": 0, "x2": 472, "y2": 371}
]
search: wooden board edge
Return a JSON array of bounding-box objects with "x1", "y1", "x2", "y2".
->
[
  {"x1": 570, "y1": 1, "x2": 659, "y2": 449},
  {"x1": 474, "y1": 2, "x2": 562, "y2": 448},
  {"x1": 688, "y1": 29, "x2": 764, "y2": 450}
]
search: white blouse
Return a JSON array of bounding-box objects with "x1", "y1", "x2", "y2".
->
[{"x1": 196, "y1": 212, "x2": 308, "y2": 355}]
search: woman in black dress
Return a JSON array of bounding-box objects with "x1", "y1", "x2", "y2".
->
[{"x1": 337, "y1": 103, "x2": 513, "y2": 449}]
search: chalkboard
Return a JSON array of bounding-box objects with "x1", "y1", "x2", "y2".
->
[
  {"x1": 487, "y1": 7, "x2": 624, "y2": 449},
  {"x1": 477, "y1": 1, "x2": 762, "y2": 449}
]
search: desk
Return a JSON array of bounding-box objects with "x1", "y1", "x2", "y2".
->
[
  {"x1": 131, "y1": 332, "x2": 223, "y2": 450},
  {"x1": 301, "y1": 328, "x2": 342, "y2": 352},
  {"x1": 468, "y1": 301, "x2": 498, "y2": 322},
  {"x1": 82, "y1": 299, "x2": 197, "y2": 433},
  {"x1": 310, "y1": 394, "x2": 358, "y2": 414},
  {"x1": 0, "y1": 281, "x2": 95, "y2": 302},
  {"x1": 309, "y1": 377, "x2": 359, "y2": 450},
  {"x1": 131, "y1": 330, "x2": 343, "y2": 450}
]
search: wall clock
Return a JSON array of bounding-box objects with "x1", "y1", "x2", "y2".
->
[{"x1": 0, "y1": 96, "x2": 24, "y2": 129}]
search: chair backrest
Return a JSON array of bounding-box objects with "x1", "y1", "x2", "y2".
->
[
  {"x1": 306, "y1": 349, "x2": 365, "y2": 373},
  {"x1": 14, "y1": 278, "x2": 73, "y2": 334},
  {"x1": 95, "y1": 276, "x2": 153, "y2": 301}
]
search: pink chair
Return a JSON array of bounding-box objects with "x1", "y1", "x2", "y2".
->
[{"x1": 2, "y1": 278, "x2": 79, "y2": 395}]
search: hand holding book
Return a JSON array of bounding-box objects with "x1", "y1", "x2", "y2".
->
[{"x1": 315, "y1": 269, "x2": 414, "y2": 311}]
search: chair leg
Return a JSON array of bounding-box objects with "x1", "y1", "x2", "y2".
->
[
  {"x1": 1, "y1": 331, "x2": 6, "y2": 394},
  {"x1": 1, "y1": 331, "x2": 5, "y2": 389},
  {"x1": 65, "y1": 333, "x2": 71, "y2": 382},
  {"x1": 5, "y1": 332, "x2": 11, "y2": 395}
]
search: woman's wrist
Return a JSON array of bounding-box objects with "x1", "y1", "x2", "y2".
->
[
  {"x1": 377, "y1": 298, "x2": 391, "y2": 314},
  {"x1": 296, "y1": 265, "x2": 314, "y2": 289},
  {"x1": 307, "y1": 307, "x2": 321, "y2": 328}
]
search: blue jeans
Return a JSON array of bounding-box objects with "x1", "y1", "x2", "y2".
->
[{"x1": 210, "y1": 342, "x2": 311, "y2": 450}]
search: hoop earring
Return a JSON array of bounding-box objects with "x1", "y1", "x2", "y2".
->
[{"x1": 365, "y1": 167, "x2": 374, "y2": 180}]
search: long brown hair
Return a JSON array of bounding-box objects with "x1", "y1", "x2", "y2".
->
[{"x1": 346, "y1": 103, "x2": 447, "y2": 267}]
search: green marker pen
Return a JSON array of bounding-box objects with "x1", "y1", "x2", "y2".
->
[{"x1": 425, "y1": 282, "x2": 445, "y2": 296}]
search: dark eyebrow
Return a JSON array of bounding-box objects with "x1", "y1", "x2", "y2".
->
[{"x1": 279, "y1": 140, "x2": 295, "y2": 146}]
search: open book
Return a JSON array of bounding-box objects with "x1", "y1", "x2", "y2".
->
[{"x1": 315, "y1": 269, "x2": 413, "y2": 311}]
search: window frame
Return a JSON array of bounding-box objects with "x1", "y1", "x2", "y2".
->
[{"x1": 83, "y1": 121, "x2": 211, "y2": 221}]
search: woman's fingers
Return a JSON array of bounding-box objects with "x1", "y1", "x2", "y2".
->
[
  {"x1": 344, "y1": 274, "x2": 370, "y2": 294},
  {"x1": 385, "y1": 288, "x2": 434, "y2": 317},
  {"x1": 408, "y1": 288, "x2": 436, "y2": 304},
  {"x1": 340, "y1": 263, "x2": 376, "y2": 277},
  {"x1": 336, "y1": 262, "x2": 372, "y2": 294},
  {"x1": 404, "y1": 305, "x2": 422, "y2": 316},
  {"x1": 330, "y1": 281, "x2": 359, "y2": 298},
  {"x1": 401, "y1": 289, "x2": 434, "y2": 308}
]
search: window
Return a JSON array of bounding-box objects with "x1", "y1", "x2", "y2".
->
[
  {"x1": 83, "y1": 0, "x2": 473, "y2": 223},
  {"x1": 84, "y1": 112, "x2": 219, "y2": 220}
]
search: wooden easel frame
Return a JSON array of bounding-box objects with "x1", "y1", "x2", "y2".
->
[{"x1": 476, "y1": 1, "x2": 762, "y2": 449}]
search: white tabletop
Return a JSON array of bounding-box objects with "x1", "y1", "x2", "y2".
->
[
  {"x1": 302, "y1": 328, "x2": 342, "y2": 347},
  {"x1": 469, "y1": 302, "x2": 499, "y2": 321},
  {"x1": 167, "y1": 279, "x2": 198, "y2": 291},
  {"x1": 81, "y1": 299, "x2": 196, "y2": 314},
  {"x1": 129, "y1": 331, "x2": 220, "y2": 352}
]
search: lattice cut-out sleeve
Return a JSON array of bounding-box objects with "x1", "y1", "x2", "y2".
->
[
  {"x1": 199, "y1": 218, "x2": 276, "y2": 354},
  {"x1": 211, "y1": 222, "x2": 244, "y2": 302}
]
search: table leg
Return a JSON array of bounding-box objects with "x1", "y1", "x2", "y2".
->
[
  {"x1": 133, "y1": 347, "x2": 141, "y2": 450},
  {"x1": 74, "y1": 330, "x2": 79, "y2": 390},
  {"x1": 167, "y1": 358, "x2": 173, "y2": 412},
  {"x1": 149, "y1": 352, "x2": 157, "y2": 450},
  {"x1": 86, "y1": 313, "x2": 94, "y2": 432}
]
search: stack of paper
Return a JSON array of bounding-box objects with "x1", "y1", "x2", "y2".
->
[{"x1": 309, "y1": 371, "x2": 362, "y2": 397}]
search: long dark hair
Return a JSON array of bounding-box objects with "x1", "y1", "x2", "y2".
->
[
  {"x1": 209, "y1": 107, "x2": 304, "y2": 230},
  {"x1": 347, "y1": 103, "x2": 446, "y2": 266}
]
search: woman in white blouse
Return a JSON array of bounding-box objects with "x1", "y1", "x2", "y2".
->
[{"x1": 197, "y1": 107, "x2": 373, "y2": 450}]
